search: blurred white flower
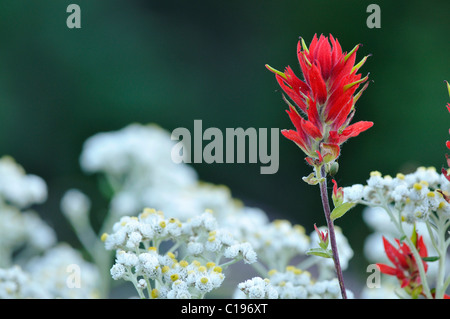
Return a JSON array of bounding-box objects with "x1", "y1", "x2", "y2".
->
[
  {"x1": 0, "y1": 265, "x2": 50, "y2": 299},
  {"x1": 60, "y1": 189, "x2": 91, "y2": 222},
  {"x1": 25, "y1": 244, "x2": 101, "y2": 298},
  {"x1": 0, "y1": 156, "x2": 47, "y2": 209},
  {"x1": 22, "y1": 211, "x2": 57, "y2": 251},
  {"x1": 0, "y1": 156, "x2": 55, "y2": 268},
  {"x1": 236, "y1": 266, "x2": 353, "y2": 299},
  {"x1": 237, "y1": 277, "x2": 278, "y2": 299}
]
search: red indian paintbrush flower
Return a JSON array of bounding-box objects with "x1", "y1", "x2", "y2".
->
[
  {"x1": 376, "y1": 233, "x2": 428, "y2": 296},
  {"x1": 266, "y1": 34, "x2": 373, "y2": 165},
  {"x1": 442, "y1": 81, "x2": 450, "y2": 182}
]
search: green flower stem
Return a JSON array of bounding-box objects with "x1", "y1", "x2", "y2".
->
[
  {"x1": 427, "y1": 212, "x2": 449, "y2": 299},
  {"x1": 218, "y1": 257, "x2": 242, "y2": 269},
  {"x1": 318, "y1": 165, "x2": 347, "y2": 299},
  {"x1": 129, "y1": 272, "x2": 146, "y2": 299},
  {"x1": 251, "y1": 261, "x2": 269, "y2": 277},
  {"x1": 296, "y1": 255, "x2": 320, "y2": 271},
  {"x1": 70, "y1": 216, "x2": 111, "y2": 297},
  {"x1": 443, "y1": 274, "x2": 450, "y2": 292},
  {"x1": 401, "y1": 228, "x2": 432, "y2": 298},
  {"x1": 435, "y1": 236, "x2": 447, "y2": 299}
]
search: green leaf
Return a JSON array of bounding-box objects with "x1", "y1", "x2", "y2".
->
[
  {"x1": 422, "y1": 256, "x2": 440, "y2": 262},
  {"x1": 306, "y1": 248, "x2": 333, "y2": 258},
  {"x1": 330, "y1": 202, "x2": 355, "y2": 221}
]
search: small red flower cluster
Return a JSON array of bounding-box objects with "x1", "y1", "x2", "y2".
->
[
  {"x1": 377, "y1": 232, "x2": 450, "y2": 299},
  {"x1": 267, "y1": 34, "x2": 373, "y2": 166},
  {"x1": 377, "y1": 235, "x2": 428, "y2": 292}
]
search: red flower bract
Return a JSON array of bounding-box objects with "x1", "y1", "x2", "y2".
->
[
  {"x1": 377, "y1": 234, "x2": 428, "y2": 294},
  {"x1": 266, "y1": 34, "x2": 373, "y2": 164}
]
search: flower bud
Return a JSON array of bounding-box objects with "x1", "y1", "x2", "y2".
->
[
  {"x1": 327, "y1": 162, "x2": 339, "y2": 177},
  {"x1": 314, "y1": 224, "x2": 329, "y2": 250},
  {"x1": 332, "y1": 179, "x2": 344, "y2": 207}
]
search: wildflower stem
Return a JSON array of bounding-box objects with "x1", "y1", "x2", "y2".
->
[
  {"x1": 167, "y1": 241, "x2": 182, "y2": 255},
  {"x1": 218, "y1": 257, "x2": 242, "y2": 270},
  {"x1": 318, "y1": 165, "x2": 347, "y2": 299},
  {"x1": 430, "y1": 212, "x2": 449, "y2": 299},
  {"x1": 402, "y1": 231, "x2": 433, "y2": 298},
  {"x1": 443, "y1": 274, "x2": 450, "y2": 292},
  {"x1": 436, "y1": 241, "x2": 447, "y2": 299},
  {"x1": 426, "y1": 219, "x2": 445, "y2": 298},
  {"x1": 70, "y1": 217, "x2": 111, "y2": 297},
  {"x1": 251, "y1": 261, "x2": 269, "y2": 277},
  {"x1": 296, "y1": 255, "x2": 320, "y2": 271}
]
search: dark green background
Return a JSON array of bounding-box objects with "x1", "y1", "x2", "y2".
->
[{"x1": 1, "y1": 0, "x2": 449, "y2": 293}]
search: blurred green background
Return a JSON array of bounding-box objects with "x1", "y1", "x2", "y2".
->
[{"x1": 0, "y1": 0, "x2": 449, "y2": 293}]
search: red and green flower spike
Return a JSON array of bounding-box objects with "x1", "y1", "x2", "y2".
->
[
  {"x1": 442, "y1": 81, "x2": 450, "y2": 182},
  {"x1": 266, "y1": 34, "x2": 373, "y2": 167}
]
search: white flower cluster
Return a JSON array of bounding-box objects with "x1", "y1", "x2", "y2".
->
[
  {"x1": 73, "y1": 123, "x2": 355, "y2": 299},
  {"x1": 78, "y1": 124, "x2": 273, "y2": 227},
  {"x1": 0, "y1": 123, "x2": 356, "y2": 299},
  {"x1": 24, "y1": 244, "x2": 101, "y2": 298},
  {"x1": 79, "y1": 124, "x2": 198, "y2": 218},
  {"x1": 77, "y1": 124, "x2": 316, "y2": 274},
  {"x1": 0, "y1": 156, "x2": 103, "y2": 299},
  {"x1": 236, "y1": 266, "x2": 353, "y2": 299},
  {"x1": 0, "y1": 266, "x2": 44, "y2": 299},
  {"x1": 0, "y1": 207, "x2": 56, "y2": 267},
  {"x1": 344, "y1": 167, "x2": 450, "y2": 223},
  {"x1": 0, "y1": 156, "x2": 47, "y2": 209},
  {"x1": 0, "y1": 156, "x2": 56, "y2": 268},
  {"x1": 103, "y1": 208, "x2": 257, "y2": 298},
  {"x1": 0, "y1": 244, "x2": 101, "y2": 299},
  {"x1": 229, "y1": 216, "x2": 311, "y2": 271},
  {"x1": 237, "y1": 277, "x2": 278, "y2": 299}
]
